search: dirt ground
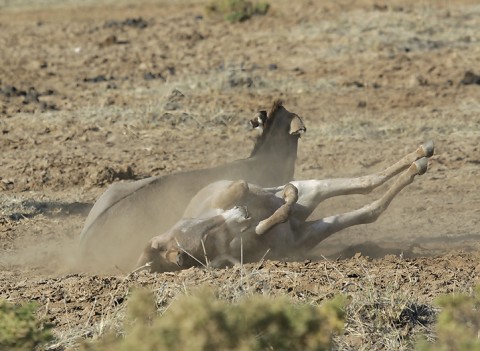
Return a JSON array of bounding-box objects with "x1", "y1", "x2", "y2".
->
[{"x1": 0, "y1": 0, "x2": 479, "y2": 349}]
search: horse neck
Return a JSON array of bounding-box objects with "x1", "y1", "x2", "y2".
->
[{"x1": 247, "y1": 137, "x2": 298, "y2": 185}]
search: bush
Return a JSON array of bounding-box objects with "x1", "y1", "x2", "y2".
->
[
  {"x1": 0, "y1": 299, "x2": 53, "y2": 351},
  {"x1": 83, "y1": 288, "x2": 345, "y2": 351},
  {"x1": 206, "y1": 0, "x2": 270, "y2": 23},
  {"x1": 416, "y1": 286, "x2": 480, "y2": 351}
]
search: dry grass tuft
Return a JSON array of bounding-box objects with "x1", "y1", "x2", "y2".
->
[
  {"x1": 417, "y1": 286, "x2": 480, "y2": 351},
  {"x1": 0, "y1": 299, "x2": 53, "y2": 351},
  {"x1": 80, "y1": 285, "x2": 344, "y2": 351},
  {"x1": 325, "y1": 258, "x2": 438, "y2": 350},
  {"x1": 206, "y1": 0, "x2": 269, "y2": 23}
]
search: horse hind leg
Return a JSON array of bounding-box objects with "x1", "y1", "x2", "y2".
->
[
  {"x1": 291, "y1": 140, "x2": 434, "y2": 221},
  {"x1": 212, "y1": 180, "x2": 250, "y2": 210},
  {"x1": 293, "y1": 157, "x2": 430, "y2": 251}
]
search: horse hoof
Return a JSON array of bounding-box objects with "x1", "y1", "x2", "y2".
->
[
  {"x1": 414, "y1": 157, "x2": 429, "y2": 175},
  {"x1": 421, "y1": 140, "x2": 434, "y2": 158}
]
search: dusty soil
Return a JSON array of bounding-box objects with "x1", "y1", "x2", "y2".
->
[{"x1": 0, "y1": 0, "x2": 479, "y2": 349}]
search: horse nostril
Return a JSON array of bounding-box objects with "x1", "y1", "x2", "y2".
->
[{"x1": 237, "y1": 206, "x2": 249, "y2": 218}]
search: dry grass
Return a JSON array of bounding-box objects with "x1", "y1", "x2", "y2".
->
[
  {"x1": 329, "y1": 258, "x2": 438, "y2": 350},
  {"x1": 40, "y1": 257, "x2": 440, "y2": 350},
  {"x1": 5, "y1": 259, "x2": 476, "y2": 350}
]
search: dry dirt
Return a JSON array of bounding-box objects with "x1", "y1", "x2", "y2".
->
[{"x1": 0, "y1": 0, "x2": 479, "y2": 349}]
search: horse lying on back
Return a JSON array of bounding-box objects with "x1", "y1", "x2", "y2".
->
[
  {"x1": 79, "y1": 100, "x2": 306, "y2": 270},
  {"x1": 136, "y1": 141, "x2": 434, "y2": 272}
]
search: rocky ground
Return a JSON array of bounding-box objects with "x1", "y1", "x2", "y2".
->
[{"x1": 0, "y1": 0, "x2": 479, "y2": 349}]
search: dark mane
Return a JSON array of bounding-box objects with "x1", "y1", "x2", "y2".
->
[
  {"x1": 268, "y1": 99, "x2": 284, "y2": 119},
  {"x1": 249, "y1": 99, "x2": 284, "y2": 157}
]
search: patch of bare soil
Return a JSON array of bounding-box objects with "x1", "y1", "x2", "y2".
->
[{"x1": 0, "y1": 0, "x2": 479, "y2": 349}]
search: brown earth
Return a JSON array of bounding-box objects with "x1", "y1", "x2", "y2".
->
[{"x1": 0, "y1": 0, "x2": 479, "y2": 349}]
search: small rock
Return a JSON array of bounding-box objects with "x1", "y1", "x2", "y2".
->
[
  {"x1": 1, "y1": 85, "x2": 23, "y2": 97},
  {"x1": 168, "y1": 89, "x2": 185, "y2": 100},
  {"x1": 104, "y1": 17, "x2": 148, "y2": 29},
  {"x1": 1, "y1": 178, "x2": 14, "y2": 190},
  {"x1": 23, "y1": 87, "x2": 40, "y2": 104},
  {"x1": 99, "y1": 35, "x2": 118, "y2": 48},
  {"x1": 292, "y1": 67, "x2": 305, "y2": 75},
  {"x1": 163, "y1": 89, "x2": 185, "y2": 111},
  {"x1": 143, "y1": 72, "x2": 165, "y2": 81},
  {"x1": 164, "y1": 101, "x2": 181, "y2": 111},
  {"x1": 460, "y1": 71, "x2": 480, "y2": 85},
  {"x1": 84, "y1": 75, "x2": 112, "y2": 83},
  {"x1": 26, "y1": 60, "x2": 47, "y2": 70}
]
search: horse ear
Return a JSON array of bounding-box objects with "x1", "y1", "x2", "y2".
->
[
  {"x1": 258, "y1": 110, "x2": 268, "y2": 124},
  {"x1": 165, "y1": 248, "x2": 183, "y2": 266},
  {"x1": 249, "y1": 110, "x2": 267, "y2": 129},
  {"x1": 289, "y1": 115, "x2": 306, "y2": 135}
]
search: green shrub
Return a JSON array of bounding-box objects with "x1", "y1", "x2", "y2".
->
[
  {"x1": 416, "y1": 286, "x2": 480, "y2": 351},
  {"x1": 0, "y1": 299, "x2": 53, "y2": 351},
  {"x1": 83, "y1": 288, "x2": 345, "y2": 351},
  {"x1": 206, "y1": 0, "x2": 270, "y2": 23}
]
